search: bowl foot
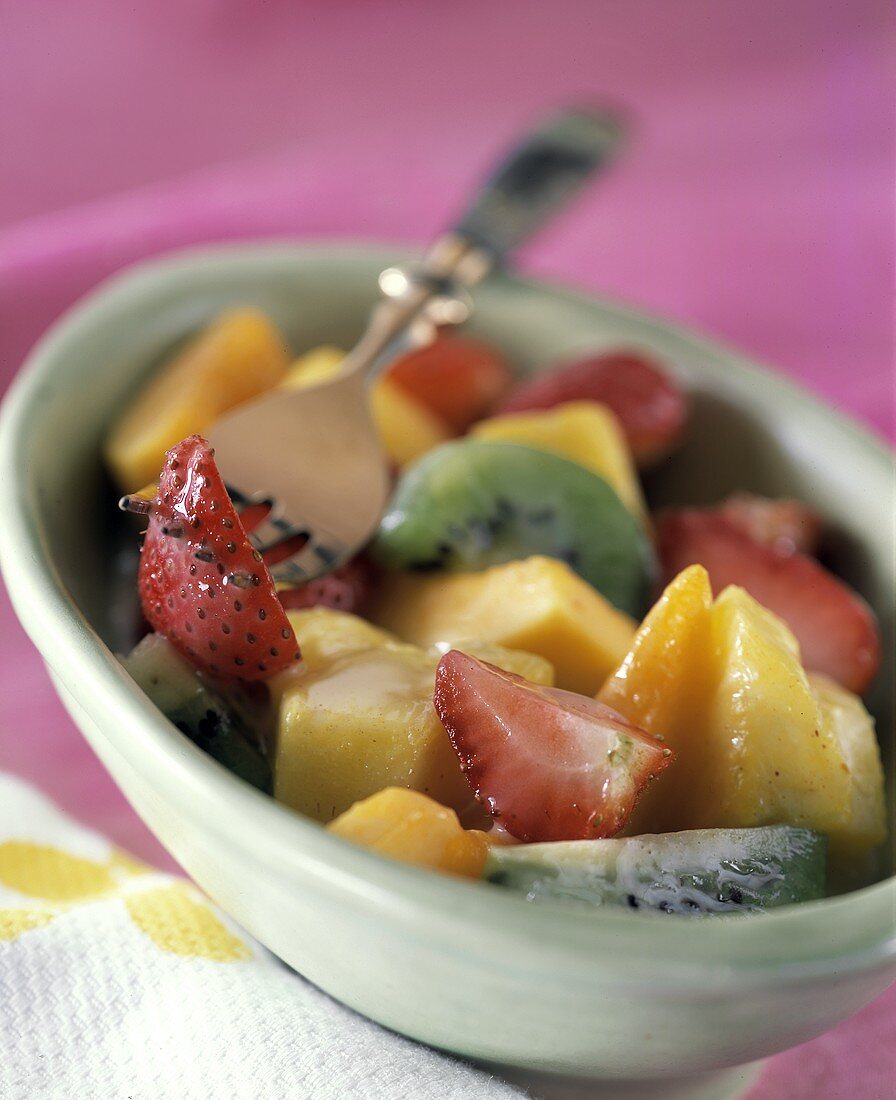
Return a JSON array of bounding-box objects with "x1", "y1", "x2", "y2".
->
[{"x1": 490, "y1": 1059, "x2": 765, "y2": 1100}]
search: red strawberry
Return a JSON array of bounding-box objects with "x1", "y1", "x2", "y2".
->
[
  {"x1": 717, "y1": 493, "x2": 822, "y2": 557},
  {"x1": 138, "y1": 435, "x2": 300, "y2": 681},
  {"x1": 278, "y1": 556, "x2": 373, "y2": 615},
  {"x1": 656, "y1": 509, "x2": 881, "y2": 694},
  {"x1": 433, "y1": 652, "x2": 673, "y2": 843},
  {"x1": 500, "y1": 351, "x2": 688, "y2": 467},
  {"x1": 387, "y1": 334, "x2": 513, "y2": 433}
]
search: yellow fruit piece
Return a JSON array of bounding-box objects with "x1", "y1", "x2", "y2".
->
[
  {"x1": 282, "y1": 344, "x2": 452, "y2": 467},
  {"x1": 105, "y1": 308, "x2": 290, "y2": 491},
  {"x1": 472, "y1": 401, "x2": 646, "y2": 522},
  {"x1": 279, "y1": 606, "x2": 553, "y2": 683},
  {"x1": 601, "y1": 573, "x2": 854, "y2": 843},
  {"x1": 599, "y1": 565, "x2": 714, "y2": 832},
  {"x1": 808, "y1": 673, "x2": 886, "y2": 865},
  {"x1": 283, "y1": 606, "x2": 401, "y2": 668},
  {"x1": 434, "y1": 640, "x2": 555, "y2": 686},
  {"x1": 702, "y1": 587, "x2": 850, "y2": 833},
  {"x1": 328, "y1": 787, "x2": 490, "y2": 878},
  {"x1": 371, "y1": 377, "x2": 453, "y2": 467},
  {"x1": 370, "y1": 556, "x2": 636, "y2": 695},
  {"x1": 132, "y1": 482, "x2": 158, "y2": 503},
  {"x1": 274, "y1": 641, "x2": 472, "y2": 822},
  {"x1": 271, "y1": 607, "x2": 548, "y2": 823},
  {"x1": 282, "y1": 345, "x2": 347, "y2": 389}
]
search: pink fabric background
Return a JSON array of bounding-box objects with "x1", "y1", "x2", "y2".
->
[{"x1": 1, "y1": 2, "x2": 893, "y2": 1096}]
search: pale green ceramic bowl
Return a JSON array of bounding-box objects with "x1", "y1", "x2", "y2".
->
[{"x1": 1, "y1": 244, "x2": 894, "y2": 1092}]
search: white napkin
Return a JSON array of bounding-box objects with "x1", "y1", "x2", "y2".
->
[{"x1": 0, "y1": 774, "x2": 530, "y2": 1100}]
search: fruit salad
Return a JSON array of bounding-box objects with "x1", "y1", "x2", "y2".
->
[{"x1": 110, "y1": 309, "x2": 887, "y2": 916}]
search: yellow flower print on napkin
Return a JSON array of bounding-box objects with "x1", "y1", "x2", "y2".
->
[
  {"x1": 0, "y1": 907, "x2": 55, "y2": 941},
  {"x1": 125, "y1": 884, "x2": 251, "y2": 961},
  {"x1": 0, "y1": 841, "x2": 119, "y2": 901},
  {"x1": 0, "y1": 841, "x2": 248, "y2": 961}
]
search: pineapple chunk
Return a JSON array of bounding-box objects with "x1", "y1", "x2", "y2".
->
[
  {"x1": 702, "y1": 587, "x2": 851, "y2": 833},
  {"x1": 284, "y1": 606, "x2": 401, "y2": 668},
  {"x1": 808, "y1": 673, "x2": 887, "y2": 865},
  {"x1": 600, "y1": 572, "x2": 856, "y2": 847},
  {"x1": 283, "y1": 607, "x2": 552, "y2": 683},
  {"x1": 370, "y1": 379, "x2": 453, "y2": 467},
  {"x1": 105, "y1": 309, "x2": 289, "y2": 491},
  {"x1": 370, "y1": 556, "x2": 636, "y2": 695},
  {"x1": 599, "y1": 564, "x2": 714, "y2": 741},
  {"x1": 472, "y1": 401, "x2": 646, "y2": 522},
  {"x1": 273, "y1": 641, "x2": 471, "y2": 822},
  {"x1": 271, "y1": 608, "x2": 552, "y2": 822},
  {"x1": 327, "y1": 787, "x2": 490, "y2": 878},
  {"x1": 432, "y1": 640, "x2": 554, "y2": 687},
  {"x1": 283, "y1": 344, "x2": 452, "y2": 467}
]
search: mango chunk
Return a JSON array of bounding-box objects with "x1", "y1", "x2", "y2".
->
[
  {"x1": 472, "y1": 401, "x2": 646, "y2": 522},
  {"x1": 283, "y1": 344, "x2": 452, "y2": 467},
  {"x1": 105, "y1": 308, "x2": 289, "y2": 490},
  {"x1": 808, "y1": 673, "x2": 887, "y2": 866},
  {"x1": 282, "y1": 345, "x2": 346, "y2": 388},
  {"x1": 599, "y1": 564, "x2": 714, "y2": 831},
  {"x1": 599, "y1": 564, "x2": 713, "y2": 740},
  {"x1": 270, "y1": 608, "x2": 551, "y2": 823},
  {"x1": 328, "y1": 787, "x2": 490, "y2": 878},
  {"x1": 370, "y1": 556, "x2": 636, "y2": 695},
  {"x1": 371, "y1": 379, "x2": 454, "y2": 467},
  {"x1": 600, "y1": 571, "x2": 857, "y2": 850}
]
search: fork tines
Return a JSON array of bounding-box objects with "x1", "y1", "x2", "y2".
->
[{"x1": 227, "y1": 483, "x2": 348, "y2": 583}]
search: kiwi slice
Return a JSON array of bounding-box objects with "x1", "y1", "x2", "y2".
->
[
  {"x1": 373, "y1": 440, "x2": 654, "y2": 617},
  {"x1": 123, "y1": 633, "x2": 272, "y2": 793},
  {"x1": 484, "y1": 827, "x2": 827, "y2": 914}
]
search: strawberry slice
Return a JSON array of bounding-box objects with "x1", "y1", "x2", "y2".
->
[
  {"x1": 500, "y1": 351, "x2": 688, "y2": 467},
  {"x1": 433, "y1": 652, "x2": 673, "y2": 842},
  {"x1": 656, "y1": 509, "x2": 881, "y2": 694},
  {"x1": 717, "y1": 493, "x2": 822, "y2": 557},
  {"x1": 278, "y1": 556, "x2": 373, "y2": 615},
  {"x1": 386, "y1": 334, "x2": 513, "y2": 433},
  {"x1": 138, "y1": 435, "x2": 300, "y2": 681}
]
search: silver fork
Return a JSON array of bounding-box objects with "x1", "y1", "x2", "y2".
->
[{"x1": 203, "y1": 109, "x2": 624, "y2": 585}]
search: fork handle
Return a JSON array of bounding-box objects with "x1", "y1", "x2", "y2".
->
[
  {"x1": 448, "y1": 106, "x2": 625, "y2": 264},
  {"x1": 341, "y1": 107, "x2": 625, "y2": 381}
]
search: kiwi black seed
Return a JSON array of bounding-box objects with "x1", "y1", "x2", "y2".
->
[{"x1": 372, "y1": 440, "x2": 655, "y2": 617}]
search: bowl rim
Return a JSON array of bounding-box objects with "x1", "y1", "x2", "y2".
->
[{"x1": 1, "y1": 240, "x2": 894, "y2": 989}]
